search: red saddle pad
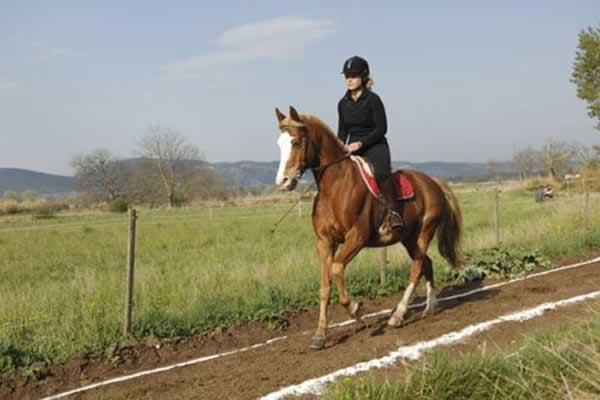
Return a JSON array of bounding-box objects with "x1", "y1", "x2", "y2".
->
[{"x1": 351, "y1": 156, "x2": 415, "y2": 200}]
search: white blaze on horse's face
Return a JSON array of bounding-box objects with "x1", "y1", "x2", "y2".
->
[{"x1": 276, "y1": 132, "x2": 298, "y2": 190}]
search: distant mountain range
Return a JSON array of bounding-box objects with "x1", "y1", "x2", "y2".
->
[
  {"x1": 213, "y1": 160, "x2": 515, "y2": 188},
  {"x1": 0, "y1": 168, "x2": 74, "y2": 195},
  {"x1": 0, "y1": 160, "x2": 515, "y2": 195}
]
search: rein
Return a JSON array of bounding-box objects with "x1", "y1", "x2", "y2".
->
[
  {"x1": 270, "y1": 182, "x2": 315, "y2": 234},
  {"x1": 270, "y1": 152, "x2": 351, "y2": 234},
  {"x1": 312, "y1": 153, "x2": 351, "y2": 176}
]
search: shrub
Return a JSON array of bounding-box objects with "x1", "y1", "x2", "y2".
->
[
  {"x1": 443, "y1": 247, "x2": 551, "y2": 284},
  {"x1": 172, "y1": 193, "x2": 189, "y2": 207},
  {"x1": 0, "y1": 200, "x2": 24, "y2": 215},
  {"x1": 21, "y1": 191, "x2": 40, "y2": 202},
  {"x1": 32, "y1": 204, "x2": 56, "y2": 219},
  {"x1": 108, "y1": 197, "x2": 129, "y2": 213}
]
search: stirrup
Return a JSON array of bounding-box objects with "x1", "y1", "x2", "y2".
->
[{"x1": 388, "y1": 210, "x2": 405, "y2": 229}]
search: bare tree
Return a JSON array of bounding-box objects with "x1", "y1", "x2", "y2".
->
[
  {"x1": 126, "y1": 159, "x2": 164, "y2": 207},
  {"x1": 71, "y1": 149, "x2": 125, "y2": 201},
  {"x1": 513, "y1": 147, "x2": 544, "y2": 179},
  {"x1": 187, "y1": 167, "x2": 227, "y2": 200},
  {"x1": 487, "y1": 159, "x2": 499, "y2": 180},
  {"x1": 512, "y1": 152, "x2": 528, "y2": 181},
  {"x1": 139, "y1": 125, "x2": 204, "y2": 207},
  {"x1": 543, "y1": 141, "x2": 576, "y2": 180},
  {"x1": 572, "y1": 143, "x2": 600, "y2": 170}
]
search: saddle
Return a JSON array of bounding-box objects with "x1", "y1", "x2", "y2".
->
[{"x1": 350, "y1": 156, "x2": 415, "y2": 200}]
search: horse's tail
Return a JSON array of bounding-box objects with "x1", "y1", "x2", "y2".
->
[{"x1": 432, "y1": 177, "x2": 464, "y2": 269}]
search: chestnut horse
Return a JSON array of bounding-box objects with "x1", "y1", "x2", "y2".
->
[{"x1": 274, "y1": 106, "x2": 463, "y2": 350}]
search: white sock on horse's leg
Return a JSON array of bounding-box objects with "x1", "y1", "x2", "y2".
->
[
  {"x1": 388, "y1": 281, "x2": 415, "y2": 326},
  {"x1": 423, "y1": 281, "x2": 437, "y2": 316}
]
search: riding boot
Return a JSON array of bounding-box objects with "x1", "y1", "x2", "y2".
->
[{"x1": 379, "y1": 175, "x2": 405, "y2": 230}]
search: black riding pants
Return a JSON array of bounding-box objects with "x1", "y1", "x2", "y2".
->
[{"x1": 352, "y1": 140, "x2": 392, "y2": 182}]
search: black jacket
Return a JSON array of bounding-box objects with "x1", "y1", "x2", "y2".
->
[{"x1": 337, "y1": 89, "x2": 388, "y2": 149}]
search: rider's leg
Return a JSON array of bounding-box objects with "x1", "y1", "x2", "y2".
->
[
  {"x1": 361, "y1": 142, "x2": 404, "y2": 230},
  {"x1": 378, "y1": 174, "x2": 405, "y2": 229}
]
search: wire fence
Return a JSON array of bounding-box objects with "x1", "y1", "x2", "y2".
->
[{"x1": 0, "y1": 179, "x2": 598, "y2": 337}]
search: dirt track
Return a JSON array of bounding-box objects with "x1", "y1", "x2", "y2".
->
[{"x1": 3, "y1": 258, "x2": 600, "y2": 400}]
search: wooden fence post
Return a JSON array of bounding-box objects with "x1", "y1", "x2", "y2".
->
[
  {"x1": 494, "y1": 189, "x2": 500, "y2": 246},
  {"x1": 583, "y1": 179, "x2": 590, "y2": 228},
  {"x1": 379, "y1": 247, "x2": 387, "y2": 286},
  {"x1": 124, "y1": 208, "x2": 138, "y2": 336}
]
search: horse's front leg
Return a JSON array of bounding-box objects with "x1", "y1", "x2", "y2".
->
[
  {"x1": 331, "y1": 227, "x2": 369, "y2": 321},
  {"x1": 311, "y1": 239, "x2": 335, "y2": 350}
]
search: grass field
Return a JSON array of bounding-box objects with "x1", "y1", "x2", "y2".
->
[
  {"x1": 324, "y1": 305, "x2": 600, "y2": 400},
  {"x1": 1, "y1": 183, "x2": 599, "y2": 371}
]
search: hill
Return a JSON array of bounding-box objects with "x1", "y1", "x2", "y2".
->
[
  {"x1": 0, "y1": 160, "x2": 515, "y2": 194},
  {"x1": 0, "y1": 168, "x2": 74, "y2": 195}
]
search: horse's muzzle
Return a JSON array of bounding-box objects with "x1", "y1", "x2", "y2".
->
[{"x1": 280, "y1": 176, "x2": 298, "y2": 191}]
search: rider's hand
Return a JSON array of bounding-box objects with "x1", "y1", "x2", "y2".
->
[{"x1": 345, "y1": 142, "x2": 362, "y2": 153}]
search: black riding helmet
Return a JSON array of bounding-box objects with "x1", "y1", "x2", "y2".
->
[{"x1": 342, "y1": 56, "x2": 370, "y2": 77}]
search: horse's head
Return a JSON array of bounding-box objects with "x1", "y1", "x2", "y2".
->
[{"x1": 274, "y1": 106, "x2": 310, "y2": 191}]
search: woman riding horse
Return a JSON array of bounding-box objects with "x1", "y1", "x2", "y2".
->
[
  {"x1": 338, "y1": 56, "x2": 404, "y2": 233},
  {"x1": 274, "y1": 59, "x2": 463, "y2": 350}
]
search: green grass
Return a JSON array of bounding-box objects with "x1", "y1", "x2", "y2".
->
[
  {"x1": 324, "y1": 306, "x2": 600, "y2": 400},
  {"x1": 1, "y1": 186, "x2": 599, "y2": 371}
]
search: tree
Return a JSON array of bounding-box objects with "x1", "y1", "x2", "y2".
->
[
  {"x1": 543, "y1": 140, "x2": 576, "y2": 180},
  {"x1": 187, "y1": 167, "x2": 227, "y2": 200},
  {"x1": 139, "y1": 124, "x2": 204, "y2": 208},
  {"x1": 513, "y1": 147, "x2": 543, "y2": 179},
  {"x1": 486, "y1": 159, "x2": 499, "y2": 180},
  {"x1": 580, "y1": 144, "x2": 600, "y2": 169},
  {"x1": 572, "y1": 26, "x2": 600, "y2": 130},
  {"x1": 126, "y1": 159, "x2": 164, "y2": 207},
  {"x1": 70, "y1": 149, "x2": 125, "y2": 201}
]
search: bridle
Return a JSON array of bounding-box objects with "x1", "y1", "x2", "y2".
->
[
  {"x1": 278, "y1": 120, "x2": 350, "y2": 182},
  {"x1": 272, "y1": 120, "x2": 351, "y2": 233},
  {"x1": 279, "y1": 120, "x2": 311, "y2": 181}
]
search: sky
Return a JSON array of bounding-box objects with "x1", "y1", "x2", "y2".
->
[{"x1": 0, "y1": 1, "x2": 599, "y2": 176}]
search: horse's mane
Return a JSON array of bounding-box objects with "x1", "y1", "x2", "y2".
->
[{"x1": 300, "y1": 113, "x2": 346, "y2": 152}]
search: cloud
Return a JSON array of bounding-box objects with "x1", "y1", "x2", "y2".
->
[
  {"x1": 218, "y1": 16, "x2": 334, "y2": 47},
  {"x1": 163, "y1": 16, "x2": 334, "y2": 78}
]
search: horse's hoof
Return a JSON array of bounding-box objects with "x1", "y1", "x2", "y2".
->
[
  {"x1": 421, "y1": 308, "x2": 436, "y2": 319},
  {"x1": 387, "y1": 311, "x2": 407, "y2": 328},
  {"x1": 348, "y1": 300, "x2": 363, "y2": 320},
  {"x1": 310, "y1": 336, "x2": 326, "y2": 350},
  {"x1": 387, "y1": 317, "x2": 403, "y2": 328}
]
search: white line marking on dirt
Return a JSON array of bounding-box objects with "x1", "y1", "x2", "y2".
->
[
  {"x1": 330, "y1": 256, "x2": 600, "y2": 328},
  {"x1": 39, "y1": 337, "x2": 287, "y2": 400},
  {"x1": 259, "y1": 289, "x2": 600, "y2": 400},
  {"x1": 40, "y1": 256, "x2": 600, "y2": 400}
]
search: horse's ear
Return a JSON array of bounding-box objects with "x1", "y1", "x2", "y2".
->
[
  {"x1": 289, "y1": 106, "x2": 301, "y2": 122},
  {"x1": 275, "y1": 107, "x2": 286, "y2": 122}
]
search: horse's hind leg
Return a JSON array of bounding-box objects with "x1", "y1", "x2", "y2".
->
[
  {"x1": 387, "y1": 258, "x2": 421, "y2": 327},
  {"x1": 421, "y1": 256, "x2": 437, "y2": 317},
  {"x1": 388, "y1": 221, "x2": 437, "y2": 327}
]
